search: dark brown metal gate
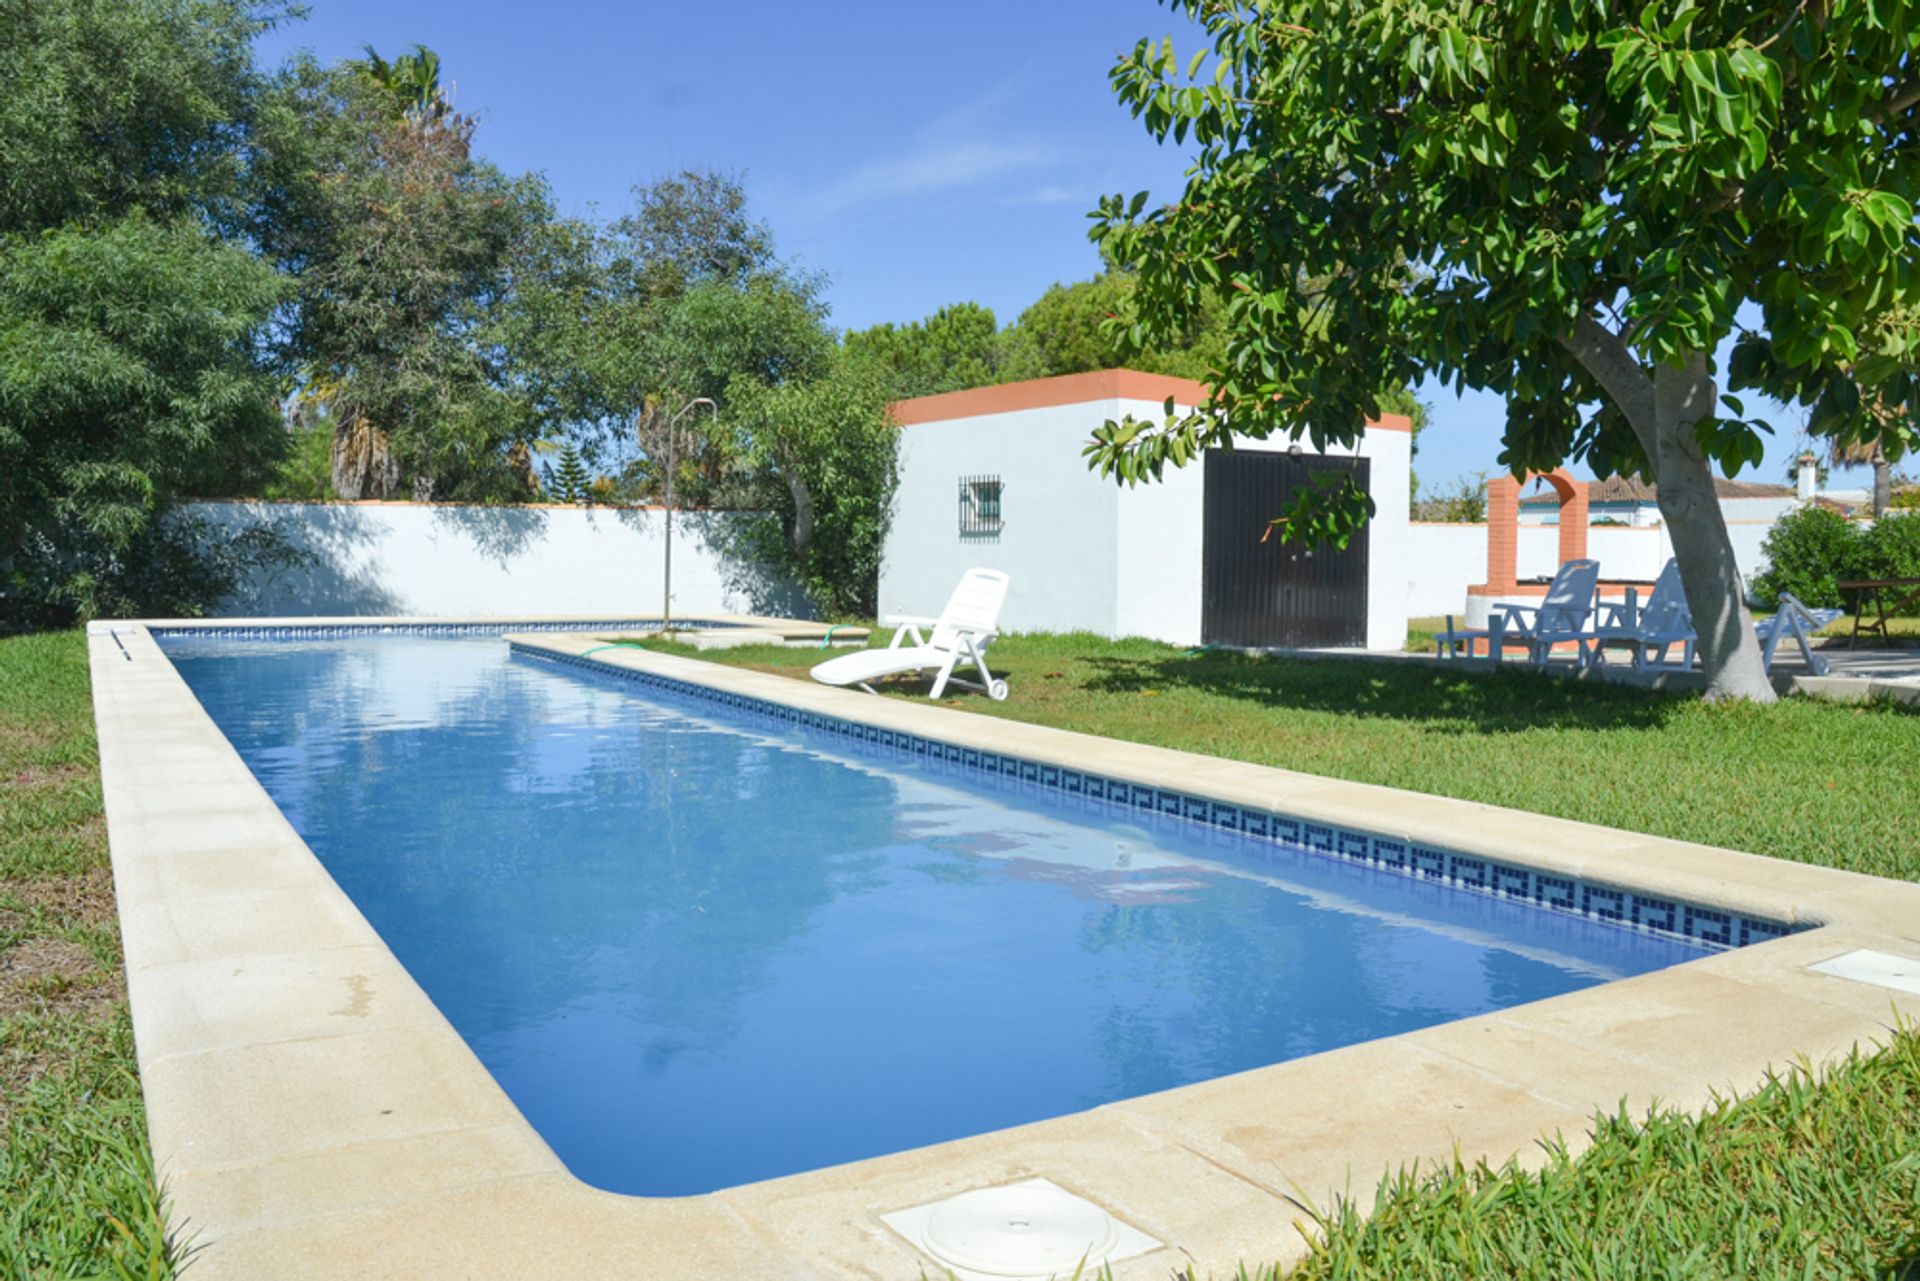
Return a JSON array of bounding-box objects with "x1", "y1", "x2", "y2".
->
[{"x1": 1201, "y1": 450, "x2": 1370, "y2": 648}]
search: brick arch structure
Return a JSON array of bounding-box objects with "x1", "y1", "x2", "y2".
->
[{"x1": 1483, "y1": 468, "x2": 1587, "y2": 591}]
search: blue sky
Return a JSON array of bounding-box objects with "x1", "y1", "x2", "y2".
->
[{"x1": 255, "y1": 1, "x2": 1848, "y2": 495}]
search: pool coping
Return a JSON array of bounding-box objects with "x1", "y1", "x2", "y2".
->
[{"x1": 89, "y1": 620, "x2": 1920, "y2": 1279}]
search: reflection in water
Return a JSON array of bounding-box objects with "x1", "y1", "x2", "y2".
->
[{"x1": 162, "y1": 636, "x2": 1709, "y2": 1196}]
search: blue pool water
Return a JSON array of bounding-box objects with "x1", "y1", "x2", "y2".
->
[{"x1": 161, "y1": 634, "x2": 1711, "y2": 1196}]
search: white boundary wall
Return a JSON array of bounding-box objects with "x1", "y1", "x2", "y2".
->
[
  {"x1": 881, "y1": 394, "x2": 1411, "y2": 650},
  {"x1": 1407, "y1": 518, "x2": 1781, "y2": 619},
  {"x1": 185, "y1": 501, "x2": 806, "y2": 619}
]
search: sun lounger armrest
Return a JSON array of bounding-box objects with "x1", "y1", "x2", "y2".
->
[
  {"x1": 881, "y1": 614, "x2": 939, "y2": 648},
  {"x1": 1593, "y1": 601, "x2": 1630, "y2": 627}
]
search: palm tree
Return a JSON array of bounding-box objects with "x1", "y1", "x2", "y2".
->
[
  {"x1": 1829, "y1": 388, "x2": 1904, "y2": 517},
  {"x1": 354, "y1": 44, "x2": 452, "y2": 126},
  {"x1": 1830, "y1": 437, "x2": 1890, "y2": 517}
]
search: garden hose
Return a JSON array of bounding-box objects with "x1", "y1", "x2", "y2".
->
[{"x1": 577, "y1": 640, "x2": 653, "y2": 659}]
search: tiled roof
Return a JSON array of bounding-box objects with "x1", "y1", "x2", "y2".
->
[
  {"x1": 1520, "y1": 474, "x2": 1793, "y2": 506},
  {"x1": 1712, "y1": 476, "x2": 1795, "y2": 499}
]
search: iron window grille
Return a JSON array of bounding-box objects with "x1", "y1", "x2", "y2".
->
[{"x1": 959, "y1": 476, "x2": 1004, "y2": 537}]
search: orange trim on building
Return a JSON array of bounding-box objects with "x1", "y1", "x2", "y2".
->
[{"x1": 887, "y1": 368, "x2": 1413, "y2": 432}]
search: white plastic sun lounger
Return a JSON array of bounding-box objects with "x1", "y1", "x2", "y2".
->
[
  {"x1": 1439, "y1": 559, "x2": 1602, "y2": 665},
  {"x1": 1756, "y1": 592, "x2": 1842, "y2": 676},
  {"x1": 1591, "y1": 558, "x2": 1696, "y2": 672},
  {"x1": 810, "y1": 568, "x2": 1012, "y2": 700}
]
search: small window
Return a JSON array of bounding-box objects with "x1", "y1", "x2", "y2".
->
[{"x1": 959, "y1": 476, "x2": 1004, "y2": 537}]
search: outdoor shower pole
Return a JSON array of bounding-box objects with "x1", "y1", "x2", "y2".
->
[
  {"x1": 657, "y1": 397, "x2": 716, "y2": 633},
  {"x1": 662, "y1": 417, "x2": 672, "y2": 630}
]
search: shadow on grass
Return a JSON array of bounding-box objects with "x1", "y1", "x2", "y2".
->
[{"x1": 1068, "y1": 650, "x2": 1689, "y2": 735}]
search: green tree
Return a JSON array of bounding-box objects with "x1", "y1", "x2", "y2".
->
[
  {"x1": 722, "y1": 353, "x2": 900, "y2": 616},
  {"x1": 254, "y1": 48, "x2": 553, "y2": 501},
  {"x1": 0, "y1": 0, "x2": 295, "y2": 624},
  {"x1": 549, "y1": 442, "x2": 591, "y2": 504},
  {"x1": 1001, "y1": 268, "x2": 1229, "y2": 382},
  {"x1": 1089, "y1": 1, "x2": 1920, "y2": 700},
  {"x1": 0, "y1": 217, "x2": 287, "y2": 623},
  {"x1": 0, "y1": 0, "x2": 275, "y2": 237},
  {"x1": 845, "y1": 302, "x2": 1005, "y2": 398},
  {"x1": 498, "y1": 171, "x2": 819, "y2": 501},
  {"x1": 352, "y1": 41, "x2": 451, "y2": 124},
  {"x1": 497, "y1": 170, "x2": 895, "y2": 611}
]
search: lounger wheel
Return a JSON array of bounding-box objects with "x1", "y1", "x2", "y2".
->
[{"x1": 989, "y1": 679, "x2": 1009, "y2": 701}]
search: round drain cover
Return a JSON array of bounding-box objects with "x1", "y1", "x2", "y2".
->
[{"x1": 921, "y1": 1182, "x2": 1119, "y2": 1277}]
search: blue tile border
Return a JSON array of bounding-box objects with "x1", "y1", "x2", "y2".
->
[
  {"x1": 510, "y1": 642, "x2": 1800, "y2": 953},
  {"x1": 150, "y1": 619, "x2": 739, "y2": 640}
]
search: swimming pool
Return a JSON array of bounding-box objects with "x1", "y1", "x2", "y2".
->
[{"x1": 161, "y1": 632, "x2": 1722, "y2": 1196}]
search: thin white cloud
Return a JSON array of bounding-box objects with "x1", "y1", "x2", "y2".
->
[
  {"x1": 805, "y1": 86, "x2": 1061, "y2": 217},
  {"x1": 811, "y1": 139, "x2": 1056, "y2": 215},
  {"x1": 998, "y1": 183, "x2": 1083, "y2": 207}
]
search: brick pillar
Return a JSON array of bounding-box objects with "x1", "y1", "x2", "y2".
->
[
  {"x1": 1552, "y1": 468, "x2": 1589, "y2": 564},
  {"x1": 1485, "y1": 475, "x2": 1519, "y2": 590}
]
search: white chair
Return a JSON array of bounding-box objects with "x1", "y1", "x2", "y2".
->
[
  {"x1": 1591, "y1": 559, "x2": 1696, "y2": 672},
  {"x1": 810, "y1": 568, "x2": 1012, "y2": 700},
  {"x1": 1756, "y1": 593, "x2": 1842, "y2": 676},
  {"x1": 1439, "y1": 559, "x2": 1602, "y2": 666}
]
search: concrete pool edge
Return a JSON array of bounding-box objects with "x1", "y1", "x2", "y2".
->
[{"x1": 91, "y1": 622, "x2": 1920, "y2": 1279}]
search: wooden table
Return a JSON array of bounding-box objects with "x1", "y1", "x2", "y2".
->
[{"x1": 1837, "y1": 577, "x2": 1920, "y2": 647}]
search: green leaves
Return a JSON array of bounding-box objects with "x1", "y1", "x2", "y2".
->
[
  {"x1": 1082, "y1": 401, "x2": 1225, "y2": 487},
  {"x1": 0, "y1": 215, "x2": 284, "y2": 621},
  {"x1": 1693, "y1": 410, "x2": 1770, "y2": 476},
  {"x1": 1264, "y1": 469, "x2": 1377, "y2": 551},
  {"x1": 1092, "y1": 0, "x2": 1920, "y2": 499}
]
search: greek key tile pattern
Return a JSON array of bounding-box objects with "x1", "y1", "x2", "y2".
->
[
  {"x1": 515, "y1": 643, "x2": 1798, "y2": 952},
  {"x1": 151, "y1": 619, "x2": 736, "y2": 640}
]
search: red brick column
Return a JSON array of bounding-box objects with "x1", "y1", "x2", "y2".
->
[
  {"x1": 1485, "y1": 476, "x2": 1519, "y2": 591},
  {"x1": 1549, "y1": 468, "x2": 1588, "y2": 564}
]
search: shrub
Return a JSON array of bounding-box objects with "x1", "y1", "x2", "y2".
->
[
  {"x1": 5, "y1": 514, "x2": 309, "y2": 627},
  {"x1": 1751, "y1": 505, "x2": 1864, "y2": 609},
  {"x1": 1860, "y1": 511, "x2": 1920, "y2": 583},
  {"x1": 0, "y1": 216, "x2": 287, "y2": 627}
]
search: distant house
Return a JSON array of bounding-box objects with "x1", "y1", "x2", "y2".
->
[
  {"x1": 1518, "y1": 475, "x2": 1663, "y2": 527},
  {"x1": 1517, "y1": 475, "x2": 1840, "y2": 527}
]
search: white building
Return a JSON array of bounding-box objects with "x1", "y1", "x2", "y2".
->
[{"x1": 878, "y1": 370, "x2": 1413, "y2": 651}]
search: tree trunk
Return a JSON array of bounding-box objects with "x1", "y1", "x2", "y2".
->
[
  {"x1": 1648, "y1": 356, "x2": 1776, "y2": 702},
  {"x1": 1874, "y1": 454, "x2": 1891, "y2": 517},
  {"x1": 330, "y1": 408, "x2": 401, "y2": 500},
  {"x1": 785, "y1": 469, "x2": 815, "y2": 561},
  {"x1": 1562, "y1": 320, "x2": 1777, "y2": 702}
]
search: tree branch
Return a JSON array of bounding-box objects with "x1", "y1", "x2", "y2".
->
[
  {"x1": 1559, "y1": 315, "x2": 1658, "y2": 452},
  {"x1": 1879, "y1": 76, "x2": 1920, "y2": 123},
  {"x1": 1751, "y1": 0, "x2": 1807, "y2": 52}
]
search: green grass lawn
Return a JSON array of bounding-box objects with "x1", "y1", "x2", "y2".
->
[
  {"x1": 1220, "y1": 1030, "x2": 1920, "y2": 1280},
  {"x1": 646, "y1": 630, "x2": 1920, "y2": 881},
  {"x1": 0, "y1": 630, "x2": 179, "y2": 1278}
]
